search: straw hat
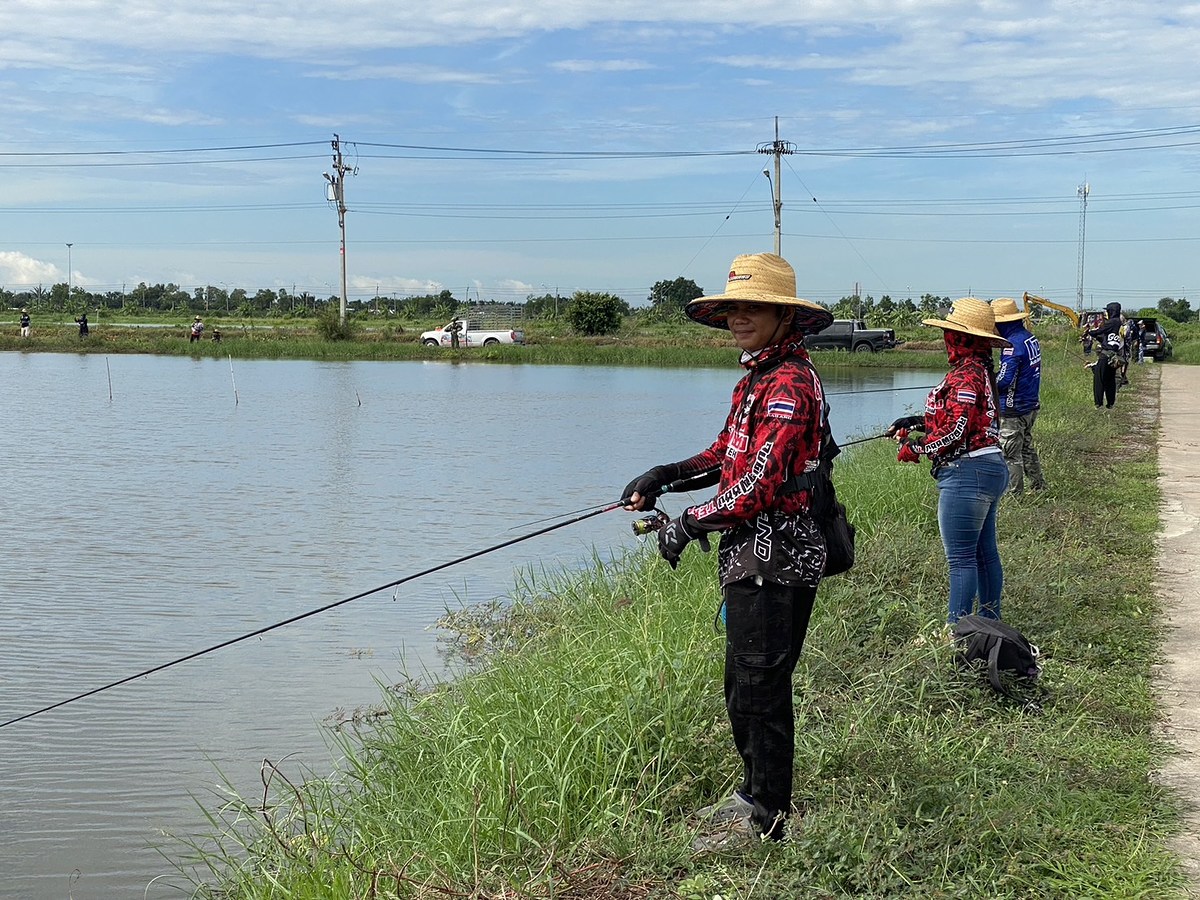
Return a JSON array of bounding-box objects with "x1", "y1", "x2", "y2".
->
[
  {"x1": 922, "y1": 297, "x2": 1010, "y2": 347},
  {"x1": 686, "y1": 253, "x2": 834, "y2": 334},
  {"x1": 194, "y1": 315, "x2": 202, "y2": 321},
  {"x1": 990, "y1": 297, "x2": 1028, "y2": 323}
]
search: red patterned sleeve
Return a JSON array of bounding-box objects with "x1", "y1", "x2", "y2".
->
[
  {"x1": 689, "y1": 366, "x2": 822, "y2": 529},
  {"x1": 920, "y1": 365, "x2": 987, "y2": 463}
]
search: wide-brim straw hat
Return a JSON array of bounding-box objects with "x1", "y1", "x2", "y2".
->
[
  {"x1": 990, "y1": 297, "x2": 1028, "y2": 323},
  {"x1": 922, "y1": 297, "x2": 1010, "y2": 347},
  {"x1": 686, "y1": 252, "x2": 834, "y2": 334}
]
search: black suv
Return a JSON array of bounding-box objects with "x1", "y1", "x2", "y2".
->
[{"x1": 1138, "y1": 317, "x2": 1173, "y2": 361}]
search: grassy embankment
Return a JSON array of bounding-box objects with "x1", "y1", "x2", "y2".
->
[
  {"x1": 5, "y1": 311, "x2": 1197, "y2": 368},
  {"x1": 0, "y1": 314, "x2": 965, "y2": 368},
  {"x1": 177, "y1": 331, "x2": 1186, "y2": 899}
]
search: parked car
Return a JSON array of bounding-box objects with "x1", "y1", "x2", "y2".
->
[
  {"x1": 420, "y1": 318, "x2": 526, "y2": 348},
  {"x1": 803, "y1": 319, "x2": 902, "y2": 353},
  {"x1": 1138, "y1": 317, "x2": 1173, "y2": 361}
]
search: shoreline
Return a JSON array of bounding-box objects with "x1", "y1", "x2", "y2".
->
[{"x1": 180, "y1": 349, "x2": 1192, "y2": 898}]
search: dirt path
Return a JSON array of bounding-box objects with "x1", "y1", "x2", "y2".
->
[{"x1": 1154, "y1": 362, "x2": 1200, "y2": 893}]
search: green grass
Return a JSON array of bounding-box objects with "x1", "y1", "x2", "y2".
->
[
  {"x1": 175, "y1": 336, "x2": 1185, "y2": 898},
  {"x1": 0, "y1": 312, "x2": 944, "y2": 367}
]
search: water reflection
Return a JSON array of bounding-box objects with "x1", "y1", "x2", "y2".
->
[{"x1": 0, "y1": 353, "x2": 936, "y2": 898}]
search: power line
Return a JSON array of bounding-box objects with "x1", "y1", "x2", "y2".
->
[
  {"x1": 0, "y1": 140, "x2": 328, "y2": 157},
  {"x1": 2, "y1": 123, "x2": 1200, "y2": 169}
]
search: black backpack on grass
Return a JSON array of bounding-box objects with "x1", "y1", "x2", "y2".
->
[{"x1": 952, "y1": 615, "x2": 1041, "y2": 700}]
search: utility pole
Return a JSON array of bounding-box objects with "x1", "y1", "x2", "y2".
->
[
  {"x1": 1076, "y1": 181, "x2": 1089, "y2": 314},
  {"x1": 65, "y1": 243, "x2": 73, "y2": 304},
  {"x1": 323, "y1": 134, "x2": 355, "y2": 327},
  {"x1": 757, "y1": 117, "x2": 795, "y2": 256}
]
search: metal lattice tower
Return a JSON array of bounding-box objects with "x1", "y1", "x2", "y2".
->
[{"x1": 1076, "y1": 182, "x2": 1089, "y2": 312}]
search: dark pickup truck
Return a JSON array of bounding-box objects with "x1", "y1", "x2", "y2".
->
[{"x1": 804, "y1": 319, "x2": 902, "y2": 353}]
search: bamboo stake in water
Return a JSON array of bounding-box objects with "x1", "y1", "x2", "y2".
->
[
  {"x1": 105, "y1": 357, "x2": 113, "y2": 401},
  {"x1": 228, "y1": 355, "x2": 239, "y2": 406}
]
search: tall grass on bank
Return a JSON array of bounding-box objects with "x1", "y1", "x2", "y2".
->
[
  {"x1": 0, "y1": 320, "x2": 939, "y2": 368},
  {"x1": 178, "y1": 341, "x2": 1182, "y2": 898}
]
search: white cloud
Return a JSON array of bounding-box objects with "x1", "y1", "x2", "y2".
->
[
  {"x1": 550, "y1": 59, "x2": 656, "y2": 73},
  {"x1": 494, "y1": 278, "x2": 536, "y2": 294},
  {"x1": 349, "y1": 275, "x2": 445, "y2": 294},
  {"x1": 0, "y1": 251, "x2": 62, "y2": 289},
  {"x1": 311, "y1": 64, "x2": 507, "y2": 85}
]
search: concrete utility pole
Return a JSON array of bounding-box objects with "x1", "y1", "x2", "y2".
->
[
  {"x1": 65, "y1": 243, "x2": 73, "y2": 302},
  {"x1": 323, "y1": 135, "x2": 356, "y2": 327},
  {"x1": 757, "y1": 117, "x2": 795, "y2": 256}
]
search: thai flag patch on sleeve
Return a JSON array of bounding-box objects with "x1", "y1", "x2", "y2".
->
[
  {"x1": 955, "y1": 389, "x2": 977, "y2": 404},
  {"x1": 766, "y1": 398, "x2": 797, "y2": 419}
]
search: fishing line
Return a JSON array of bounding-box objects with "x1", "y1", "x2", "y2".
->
[
  {"x1": 826, "y1": 383, "x2": 938, "y2": 396},
  {"x1": 508, "y1": 469, "x2": 721, "y2": 531},
  {"x1": 506, "y1": 384, "x2": 940, "y2": 532},
  {"x1": 0, "y1": 500, "x2": 633, "y2": 730}
]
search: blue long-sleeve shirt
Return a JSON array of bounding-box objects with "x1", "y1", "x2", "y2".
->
[{"x1": 995, "y1": 320, "x2": 1042, "y2": 417}]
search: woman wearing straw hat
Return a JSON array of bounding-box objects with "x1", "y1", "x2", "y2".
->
[
  {"x1": 886, "y1": 298, "x2": 1010, "y2": 624},
  {"x1": 621, "y1": 252, "x2": 833, "y2": 849},
  {"x1": 991, "y1": 298, "x2": 1047, "y2": 496}
]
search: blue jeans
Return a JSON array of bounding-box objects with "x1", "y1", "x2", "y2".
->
[{"x1": 935, "y1": 453, "x2": 1009, "y2": 623}]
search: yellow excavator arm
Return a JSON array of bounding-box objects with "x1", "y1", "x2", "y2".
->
[{"x1": 1022, "y1": 292, "x2": 1080, "y2": 329}]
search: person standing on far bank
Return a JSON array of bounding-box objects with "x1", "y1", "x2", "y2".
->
[
  {"x1": 1084, "y1": 302, "x2": 1123, "y2": 409},
  {"x1": 991, "y1": 298, "x2": 1047, "y2": 496},
  {"x1": 621, "y1": 252, "x2": 833, "y2": 850},
  {"x1": 19, "y1": 308, "x2": 30, "y2": 338}
]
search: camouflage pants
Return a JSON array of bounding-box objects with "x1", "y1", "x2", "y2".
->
[{"x1": 999, "y1": 411, "x2": 1046, "y2": 494}]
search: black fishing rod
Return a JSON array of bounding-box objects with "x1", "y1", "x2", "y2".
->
[
  {"x1": 840, "y1": 432, "x2": 891, "y2": 447},
  {"x1": 0, "y1": 497, "x2": 649, "y2": 731}
]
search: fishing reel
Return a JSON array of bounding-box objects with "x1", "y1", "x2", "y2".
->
[{"x1": 631, "y1": 510, "x2": 670, "y2": 536}]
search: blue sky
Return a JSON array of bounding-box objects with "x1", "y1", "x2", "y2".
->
[{"x1": 3, "y1": 1, "x2": 1199, "y2": 310}]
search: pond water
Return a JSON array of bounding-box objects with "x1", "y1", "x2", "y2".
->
[{"x1": 0, "y1": 352, "x2": 937, "y2": 899}]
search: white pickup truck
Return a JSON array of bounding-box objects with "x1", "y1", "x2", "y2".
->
[{"x1": 420, "y1": 318, "x2": 526, "y2": 348}]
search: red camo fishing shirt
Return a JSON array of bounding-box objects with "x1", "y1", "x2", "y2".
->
[
  {"x1": 673, "y1": 338, "x2": 827, "y2": 588},
  {"x1": 917, "y1": 333, "x2": 1001, "y2": 469}
]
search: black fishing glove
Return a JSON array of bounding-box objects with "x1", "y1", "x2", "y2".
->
[
  {"x1": 621, "y1": 464, "x2": 681, "y2": 509},
  {"x1": 657, "y1": 512, "x2": 711, "y2": 570},
  {"x1": 886, "y1": 415, "x2": 924, "y2": 436}
]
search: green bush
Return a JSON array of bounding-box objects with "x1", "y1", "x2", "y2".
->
[
  {"x1": 314, "y1": 303, "x2": 358, "y2": 341},
  {"x1": 567, "y1": 291, "x2": 627, "y2": 336}
]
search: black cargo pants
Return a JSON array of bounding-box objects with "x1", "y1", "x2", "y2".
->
[{"x1": 723, "y1": 576, "x2": 817, "y2": 839}]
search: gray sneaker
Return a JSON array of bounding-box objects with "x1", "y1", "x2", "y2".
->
[
  {"x1": 691, "y1": 813, "x2": 757, "y2": 854},
  {"x1": 691, "y1": 810, "x2": 789, "y2": 854},
  {"x1": 693, "y1": 790, "x2": 754, "y2": 824}
]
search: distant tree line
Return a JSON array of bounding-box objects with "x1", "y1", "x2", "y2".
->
[
  {"x1": 6, "y1": 277, "x2": 1187, "y2": 335},
  {"x1": 0, "y1": 281, "x2": 634, "y2": 333}
]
